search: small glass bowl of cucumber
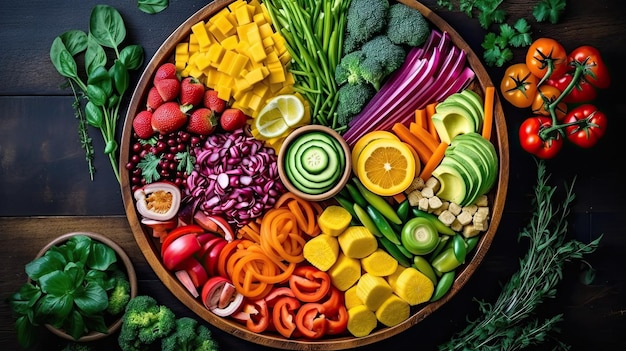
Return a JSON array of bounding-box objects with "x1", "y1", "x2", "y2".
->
[{"x1": 278, "y1": 125, "x2": 352, "y2": 202}]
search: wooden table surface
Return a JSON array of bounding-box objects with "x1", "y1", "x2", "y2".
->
[{"x1": 1, "y1": 1, "x2": 625, "y2": 350}]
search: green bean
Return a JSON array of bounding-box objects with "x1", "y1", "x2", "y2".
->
[{"x1": 430, "y1": 270, "x2": 455, "y2": 302}]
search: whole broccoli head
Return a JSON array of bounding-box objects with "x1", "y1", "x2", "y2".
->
[
  {"x1": 386, "y1": 3, "x2": 431, "y2": 47},
  {"x1": 161, "y1": 317, "x2": 219, "y2": 351},
  {"x1": 360, "y1": 35, "x2": 407, "y2": 77},
  {"x1": 106, "y1": 270, "x2": 131, "y2": 316},
  {"x1": 118, "y1": 295, "x2": 176, "y2": 351},
  {"x1": 335, "y1": 83, "x2": 376, "y2": 126},
  {"x1": 343, "y1": 0, "x2": 390, "y2": 53}
]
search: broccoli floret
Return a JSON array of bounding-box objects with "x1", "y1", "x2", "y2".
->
[
  {"x1": 335, "y1": 83, "x2": 376, "y2": 126},
  {"x1": 386, "y1": 2, "x2": 431, "y2": 47},
  {"x1": 335, "y1": 50, "x2": 384, "y2": 90},
  {"x1": 360, "y1": 35, "x2": 407, "y2": 77},
  {"x1": 118, "y1": 295, "x2": 176, "y2": 351},
  {"x1": 343, "y1": 0, "x2": 390, "y2": 53},
  {"x1": 106, "y1": 270, "x2": 131, "y2": 315},
  {"x1": 161, "y1": 317, "x2": 219, "y2": 351}
]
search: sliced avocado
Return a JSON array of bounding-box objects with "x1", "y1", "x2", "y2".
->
[
  {"x1": 459, "y1": 89, "x2": 485, "y2": 128},
  {"x1": 432, "y1": 163, "x2": 466, "y2": 205},
  {"x1": 431, "y1": 103, "x2": 476, "y2": 144},
  {"x1": 443, "y1": 152, "x2": 483, "y2": 206},
  {"x1": 442, "y1": 92, "x2": 482, "y2": 133},
  {"x1": 450, "y1": 133, "x2": 498, "y2": 202}
]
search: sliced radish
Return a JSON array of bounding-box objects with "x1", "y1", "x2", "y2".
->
[{"x1": 175, "y1": 270, "x2": 200, "y2": 298}]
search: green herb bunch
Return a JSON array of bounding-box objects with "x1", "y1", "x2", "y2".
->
[
  {"x1": 436, "y1": 0, "x2": 567, "y2": 67},
  {"x1": 50, "y1": 5, "x2": 144, "y2": 183},
  {"x1": 7, "y1": 235, "x2": 131, "y2": 349},
  {"x1": 439, "y1": 160, "x2": 602, "y2": 350}
]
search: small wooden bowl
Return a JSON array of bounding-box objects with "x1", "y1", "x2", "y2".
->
[
  {"x1": 277, "y1": 125, "x2": 352, "y2": 202},
  {"x1": 37, "y1": 232, "x2": 138, "y2": 342},
  {"x1": 119, "y1": 0, "x2": 509, "y2": 349}
]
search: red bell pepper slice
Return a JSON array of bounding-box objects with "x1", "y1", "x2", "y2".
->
[
  {"x1": 295, "y1": 303, "x2": 327, "y2": 339},
  {"x1": 325, "y1": 304, "x2": 348, "y2": 335},
  {"x1": 161, "y1": 224, "x2": 205, "y2": 256},
  {"x1": 231, "y1": 298, "x2": 270, "y2": 333},
  {"x1": 162, "y1": 233, "x2": 202, "y2": 271},
  {"x1": 289, "y1": 266, "x2": 331, "y2": 303},
  {"x1": 320, "y1": 285, "x2": 344, "y2": 316},
  {"x1": 272, "y1": 296, "x2": 301, "y2": 338}
]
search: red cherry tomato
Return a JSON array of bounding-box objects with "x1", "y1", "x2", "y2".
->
[
  {"x1": 519, "y1": 116, "x2": 564, "y2": 159},
  {"x1": 545, "y1": 72, "x2": 597, "y2": 104},
  {"x1": 563, "y1": 104, "x2": 608, "y2": 148},
  {"x1": 568, "y1": 45, "x2": 611, "y2": 89},
  {"x1": 526, "y1": 38, "x2": 569, "y2": 81}
]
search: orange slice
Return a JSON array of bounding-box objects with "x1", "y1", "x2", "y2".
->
[
  {"x1": 351, "y1": 131, "x2": 400, "y2": 175},
  {"x1": 356, "y1": 138, "x2": 416, "y2": 196}
]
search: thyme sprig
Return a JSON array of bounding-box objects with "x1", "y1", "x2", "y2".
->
[
  {"x1": 439, "y1": 160, "x2": 602, "y2": 351},
  {"x1": 68, "y1": 80, "x2": 96, "y2": 180}
]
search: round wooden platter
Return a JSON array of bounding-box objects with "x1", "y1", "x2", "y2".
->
[{"x1": 119, "y1": 0, "x2": 509, "y2": 349}]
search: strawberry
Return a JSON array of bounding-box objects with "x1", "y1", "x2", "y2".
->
[
  {"x1": 154, "y1": 78, "x2": 180, "y2": 102},
  {"x1": 146, "y1": 86, "x2": 164, "y2": 111},
  {"x1": 151, "y1": 102, "x2": 190, "y2": 134},
  {"x1": 179, "y1": 77, "x2": 205, "y2": 107},
  {"x1": 153, "y1": 62, "x2": 177, "y2": 83},
  {"x1": 220, "y1": 108, "x2": 248, "y2": 132},
  {"x1": 203, "y1": 89, "x2": 227, "y2": 113},
  {"x1": 187, "y1": 108, "x2": 218, "y2": 135},
  {"x1": 132, "y1": 110, "x2": 156, "y2": 139}
]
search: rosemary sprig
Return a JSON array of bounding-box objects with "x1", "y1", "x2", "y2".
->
[
  {"x1": 69, "y1": 80, "x2": 96, "y2": 180},
  {"x1": 439, "y1": 160, "x2": 602, "y2": 351}
]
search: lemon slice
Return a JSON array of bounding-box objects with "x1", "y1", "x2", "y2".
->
[{"x1": 255, "y1": 95, "x2": 305, "y2": 139}]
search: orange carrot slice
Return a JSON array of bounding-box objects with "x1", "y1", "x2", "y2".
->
[{"x1": 420, "y1": 141, "x2": 448, "y2": 181}]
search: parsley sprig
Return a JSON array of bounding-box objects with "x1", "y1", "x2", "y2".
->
[
  {"x1": 439, "y1": 160, "x2": 602, "y2": 350},
  {"x1": 436, "y1": 0, "x2": 568, "y2": 66}
]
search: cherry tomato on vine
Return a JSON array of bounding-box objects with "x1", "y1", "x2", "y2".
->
[
  {"x1": 563, "y1": 104, "x2": 607, "y2": 148},
  {"x1": 568, "y1": 45, "x2": 611, "y2": 89},
  {"x1": 525, "y1": 38, "x2": 569, "y2": 81},
  {"x1": 500, "y1": 63, "x2": 538, "y2": 108},
  {"x1": 531, "y1": 85, "x2": 568, "y2": 121},
  {"x1": 519, "y1": 116, "x2": 564, "y2": 159},
  {"x1": 546, "y1": 72, "x2": 597, "y2": 104}
]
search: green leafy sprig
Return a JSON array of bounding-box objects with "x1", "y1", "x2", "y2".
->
[
  {"x1": 436, "y1": 0, "x2": 567, "y2": 66},
  {"x1": 50, "y1": 5, "x2": 144, "y2": 183},
  {"x1": 438, "y1": 160, "x2": 602, "y2": 351}
]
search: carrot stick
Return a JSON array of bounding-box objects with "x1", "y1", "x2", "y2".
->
[
  {"x1": 420, "y1": 141, "x2": 448, "y2": 181},
  {"x1": 425, "y1": 102, "x2": 440, "y2": 142},
  {"x1": 415, "y1": 108, "x2": 427, "y2": 129},
  {"x1": 409, "y1": 122, "x2": 439, "y2": 152},
  {"x1": 482, "y1": 86, "x2": 495, "y2": 139},
  {"x1": 392, "y1": 122, "x2": 433, "y2": 164}
]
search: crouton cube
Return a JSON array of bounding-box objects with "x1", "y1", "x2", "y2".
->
[
  {"x1": 438, "y1": 210, "x2": 456, "y2": 226},
  {"x1": 474, "y1": 194, "x2": 489, "y2": 207},
  {"x1": 405, "y1": 177, "x2": 425, "y2": 194},
  {"x1": 450, "y1": 219, "x2": 463, "y2": 232},
  {"x1": 418, "y1": 198, "x2": 430, "y2": 212},
  {"x1": 448, "y1": 202, "x2": 462, "y2": 216},
  {"x1": 424, "y1": 177, "x2": 441, "y2": 192},
  {"x1": 456, "y1": 211, "x2": 473, "y2": 226},
  {"x1": 462, "y1": 224, "x2": 481, "y2": 238},
  {"x1": 462, "y1": 204, "x2": 478, "y2": 215},
  {"x1": 420, "y1": 187, "x2": 434, "y2": 198},
  {"x1": 428, "y1": 196, "x2": 443, "y2": 211},
  {"x1": 407, "y1": 190, "x2": 424, "y2": 207}
]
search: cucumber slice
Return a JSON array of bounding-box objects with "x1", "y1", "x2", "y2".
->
[{"x1": 300, "y1": 146, "x2": 329, "y2": 174}]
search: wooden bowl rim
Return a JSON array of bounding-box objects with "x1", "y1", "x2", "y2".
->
[{"x1": 119, "y1": 0, "x2": 509, "y2": 349}]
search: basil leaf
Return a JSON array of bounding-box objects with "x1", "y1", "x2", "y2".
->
[
  {"x1": 25, "y1": 254, "x2": 63, "y2": 280},
  {"x1": 65, "y1": 310, "x2": 87, "y2": 341},
  {"x1": 119, "y1": 44, "x2": 144, "y2": 70},
  {"x1": 67, "y1": 235, "x2": 92, "y2": 263},
  {"x1": 38, "y1": 270, "x2": 74, "y2": 296},
  {"x1": 15, "y1": 315, "x2": 39, "y2": 349},
  {"x1": 87, "y1": 85, "x2": 107, "y2": 107},
  {"x1": 85, "y1": 101, "x2": 104, "y2": 127},
  {"x1": 104, "y1": 140, "x2": 119, "y2": 155},
  {"x1": 87, "y1": 66, "x2": 113, "y2": 98},
  {"x1": 39, "y1": 292, "x2": 73, "y2": 319},
  {"x1": 137, "y1": 0, "x2": 169, "y2": 14},
  {"x1": 85, "y1": 34, "x2": 107, "y2": 76},
  {"x1": 59, "y1": 30, "x2": 88, "y2": 55},
  {"x1": 49, "y1": 37, "x2": 79, "y2": 79},
  {"x1": 88, "y1": 241, "x2": 117, "y2": 270},
  {"x1": 89, "y1": 5, "x2": 126, "y2": 49},
  {"x1": 74, "y1": 282, "x2": 108, "y2": 314},
  {"x1": 110, "y1": 60, "x2": 129, "y2": 95}
]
